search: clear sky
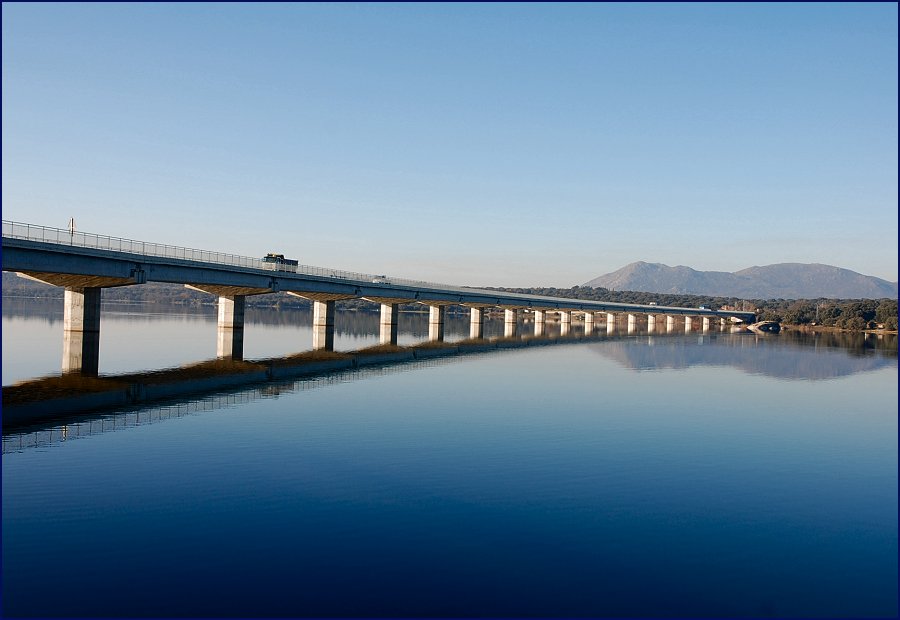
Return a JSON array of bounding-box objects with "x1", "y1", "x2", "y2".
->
[{"x1": 2, "y1": 2, "x2": 897, "y2": 286}]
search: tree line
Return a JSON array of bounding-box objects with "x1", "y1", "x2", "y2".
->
[{"x1": 487, "y1": 286, "x2": 899, "y2": 331}]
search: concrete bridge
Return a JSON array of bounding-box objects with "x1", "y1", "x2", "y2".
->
[{"x1": 2, "y1": 220, "x2": 756, "y2": 375}]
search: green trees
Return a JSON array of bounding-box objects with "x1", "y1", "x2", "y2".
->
[{"x1": 487, "y1": 286, "x2": 898, "y2": 332}]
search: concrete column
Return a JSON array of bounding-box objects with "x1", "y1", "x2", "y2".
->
[
  {"x1": 584, "y1": 312, "x2": 594, "y2": 333},
  {"x1": 428, "y1": 305, "x2": 445, "y2": 342},
  {"x1": 313, "y1": 300, "x2": 336, "y2": 351},
  {"x1": 62, "y1": 287, "x2": 101, "y2": 375},
  {"x1": 469, "y1": 307, "x2": 485, "y2": 339},
  {"x1": 666, "y1": 315, "x2": 676, "y2": 333},
  {"x1": 504, "y1": 308, "x2": 518, "y2": 338},
  {"x1": 218, "y1": 295, "x2": 245, "y2": 329},
  {"x1": 380, "y1": 303, "x2": 399, "y2": 345},
  {"x1": 64, "y1": 287, "x2": 102, "y2": 332},
  {"x1": 560, "y1": 320, "x2": 570, "y2": 337},
  {"x1": 702, "y1": 317, "x2": 711, "y2": 332},
  {"x1": 607, "y1": 313, "x2": 616, "y2": 325},
  {"x1": 560, "y1": 311, "x2": 571, "y2": 325},
  {"x1": 685, "y1": 316, "x2": 693, "y2": 332},
  {"x1": 533, "y1": 310, "x2": 545, "y2": 336},
  {"x1": 216, "y1": 295, "x2": 246, "y2": 360},
  {"x1": 606, "y1": 318, "x2": 616, "y2": 334},
  {"x1": 627, "y1": 313, "x2": 637, "y2": 326},
  {"x1": 720, "y1": 317, "x2": 727, "y2": 326},
  {"x1": 647, "y1": 314, "x2": 657, "y2": 332}
]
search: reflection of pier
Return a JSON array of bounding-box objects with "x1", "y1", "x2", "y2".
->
[
  {"x1": 4, "y1": 326, "x2": 721, "y2": 447},
  {"x1": 1, "y1": 337, "x2": 576, "y2": 453},
  {"x1": 6, "y1": 329, "x2": 895, "y2": 454},
  {"x1": 3, "y1": 358, "x2": 455, "y2": 454}
]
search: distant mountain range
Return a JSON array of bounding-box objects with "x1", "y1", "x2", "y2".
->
[{"x1": 582, "y1": 262, "x2": 898, "y2": 299}]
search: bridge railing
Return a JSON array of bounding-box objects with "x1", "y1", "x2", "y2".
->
[
  {"x1": 1, "y1": 219, "x2": 465, "y2": 292},
  {"x1": 2, "y1": 220, "x2": 754, "y2": 317}
]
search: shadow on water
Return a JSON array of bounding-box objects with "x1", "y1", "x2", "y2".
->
[{"x1": 3, "y1": 327, "x2": 896, "y2": 453}]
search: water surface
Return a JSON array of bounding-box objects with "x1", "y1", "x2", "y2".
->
[{"x1": 2, "y1": 302, "x2": 897, "y2": 617}]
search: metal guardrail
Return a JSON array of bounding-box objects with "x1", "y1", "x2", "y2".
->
[
  {"x1": 1, "y1": 219, "x2": 466, "y2": 292},
  {"x1": 1, "y1": 220, "x2": 754, "y2": 316}
]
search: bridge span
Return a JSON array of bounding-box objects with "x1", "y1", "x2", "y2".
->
[{"x1": 2, "y1": 221, "x2": 756, "y2": 375}]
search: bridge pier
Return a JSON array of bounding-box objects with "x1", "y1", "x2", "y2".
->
[
  {"x1": 559, "y1": 311, "x2": 571, "y2": 336},
  {"x1": 666, "y1": 315, "x2": 676, "y2": 333},
  {"x1": 533, "y1": 310, "x2": 546, "y2": 336},
  {"x1": 189, "y1": 285, "x2": 272, "y2": 359},
  {"x1": 702, "y1": 317, "x2": 711, "y2": 332},
  {"x1": 583, "y1": 312, "x2": 594, "y2": 333},
  {"x1": 684, "y1": 316, "x2": 693, "y2": 332},
  {"x1": 468, "y1": 307, "x2": 485, "y2": 339},
  {"x1": 63, "y1": 287, "x2": 102, "y2": 375},
  {"x1": 216, "y1": 295, "x2": 246, "y2": 359},
  {"x1": 312, "y1": 300, "x2": 336, "y2": 351},
  {"x1": 428, "y1": 305, "x2": 446, "y2": 342},
  {"x1": 648, "y1": 314, "x2": 657, "y2": 332},
  {"x1": 380, "y1": 303, "x2": 399, "y2": 345},
  {"x1": 607, "y1": 314, "x2": 616, "y2": 334},
  {"x1": 504, "y1": 308, "x2": 518, "y2": 338}
]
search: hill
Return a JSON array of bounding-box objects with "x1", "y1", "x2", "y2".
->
[{"x1": 583, "y1": 262, "x2": 898, "y2": 299}]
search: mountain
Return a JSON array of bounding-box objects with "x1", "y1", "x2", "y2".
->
[{"x1": 582, "y1": 262, "x2": 898, "y2": 299}]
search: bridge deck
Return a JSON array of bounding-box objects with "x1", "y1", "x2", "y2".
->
[{"x1": 2, "y1": 220, "x2": 756, "y2": 321}]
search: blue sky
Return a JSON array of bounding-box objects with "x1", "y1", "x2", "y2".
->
[{"x1": 2, "y1": 3, "x2": 897, "y2": 286}]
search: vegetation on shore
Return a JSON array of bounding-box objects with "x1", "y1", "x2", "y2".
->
[{"x1": 487, "y1": 286, "x2": 898, "y2": 331}]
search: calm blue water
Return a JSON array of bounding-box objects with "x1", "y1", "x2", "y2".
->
[{"x1": 2, "y1": 303, "x2": 898, "y2": 617}]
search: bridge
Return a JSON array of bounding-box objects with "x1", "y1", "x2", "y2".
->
[{"x1": 2, "y1": 220, "x2": 756, "y2": 375}]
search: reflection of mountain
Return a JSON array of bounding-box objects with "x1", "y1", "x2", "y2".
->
[{"x1": 591, "y1": 331, "x2": 897, "y2": 380}]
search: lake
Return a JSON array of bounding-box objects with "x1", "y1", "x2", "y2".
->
[{"x1": 2, "y1": 300, "x2": 897, "y2": 617}]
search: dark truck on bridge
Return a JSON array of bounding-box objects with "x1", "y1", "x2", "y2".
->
[{"x1": 262, "y1": 253, "x2": 299, "y2": 273}]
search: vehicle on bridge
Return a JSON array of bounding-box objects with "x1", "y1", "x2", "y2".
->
[{"x1": 262, "y1": 253, "x2": 299, "y2": 273}]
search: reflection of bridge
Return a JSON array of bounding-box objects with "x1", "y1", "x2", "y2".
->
[
  {"x1": 7, "y1": 328, "x2": 893, "y2": 454},
  {"x1": 2, "y1": 221, "x2": 756, "y2": 375},
  {"x1": 2, "y1": 331, "x2": 619, "y2": 449},
  {"x1": 2, "y1": 327, "x2": 748, "y2": 452}
]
